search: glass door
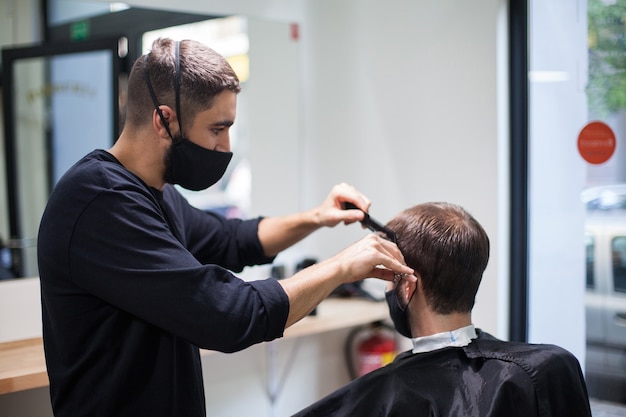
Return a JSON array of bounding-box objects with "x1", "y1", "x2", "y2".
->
[
  {"x1": 583, "y1": 0, "x2": 626, "y2": 405},
  {"x1": 2, "y1": 38, "x2": 122, "y2": 278},
  {"x1": 527, "y1": 0, "x2": 626, "y2": 410}
]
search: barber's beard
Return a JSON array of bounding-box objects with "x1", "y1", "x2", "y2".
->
[
  {"x1": 162, "y1": 139, "x2": 176, "y2": 184},
  {"x1": 163, "y1": 136, "x2": 178, "y2": 184}
]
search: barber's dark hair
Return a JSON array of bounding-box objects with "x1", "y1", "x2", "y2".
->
[
  {"x1": 124, "y1": 38, "x2": 241, "y2": 131},
  {"x1": 386, "y1": 202, "x2": 490, "y2": 315}
]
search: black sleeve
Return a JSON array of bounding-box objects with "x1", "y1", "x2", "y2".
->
[
  {"x1": 68, "y1": 187, "x2": 289, "y2": 352},
  {"x1": 161, "y1": 185, "x2": 274, "y2": 271}
]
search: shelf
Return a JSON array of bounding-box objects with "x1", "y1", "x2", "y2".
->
[
  {"x1": 284, "y1": 297, "x2": 388, "y2": 339},
  {"x1": 0, "y1": 297, "x2": 388, "y2": 395},
  {"x1": 0, "y1": 338, "x2": 48, "y2": 395}
]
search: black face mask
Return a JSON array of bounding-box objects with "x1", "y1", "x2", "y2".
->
[
  {"x1": 144, "y1": 42, "x2": 232, "y2": 191},
  {"x1": 385, "y1": 287, "x2": 413, "y2": 339},
  {"x1": 164, "y1": 136, "x2": 232, "y2": 191}
]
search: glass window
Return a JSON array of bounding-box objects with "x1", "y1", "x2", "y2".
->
[
  {"x1": 586, "y1": 235, "x2": 595, "y2": 289},
  {"x1": 613, "y1": 236, "x2": 626, "y2": 293},
  {"x1": 529, "y1": 0, "x2": 626, "y2": 410},
  {"x1": 584, "y1": 0, "x2": 626, "y2": 407}
]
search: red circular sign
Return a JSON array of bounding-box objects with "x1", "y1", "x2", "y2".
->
[{"x1": 577, "y1": 121, "x2": 616, "y2": 165}]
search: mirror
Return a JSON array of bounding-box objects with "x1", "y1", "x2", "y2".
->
[
  {"x1": 2, "y1": 39, "x2": 121, "y2": 278},
  {"x1": 2, "y1": 8, "x2": 301, "y2": 281}
]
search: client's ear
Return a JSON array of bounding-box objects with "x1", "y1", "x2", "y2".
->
[{"x1": 401, "y1": 273, "x2": 419, "y2": 307}]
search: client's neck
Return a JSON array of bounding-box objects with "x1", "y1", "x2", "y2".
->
[{"x1": 409, "y1": 304, "x2": 472, "y2": 338}]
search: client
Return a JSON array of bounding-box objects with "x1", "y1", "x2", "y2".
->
[{"x1": 293, "y1": 202, "x2": 591, "y2": 417}]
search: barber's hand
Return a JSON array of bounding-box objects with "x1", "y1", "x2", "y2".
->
[
  {"x1": 279, "y1": 233, "x2": 415, "y2": 327},
  {"x1": 316, "y1": 183, "x2": 371, "y2": 227},
  {"x1": 330, "y1": 234, "x2": 415, "y2": 284}
]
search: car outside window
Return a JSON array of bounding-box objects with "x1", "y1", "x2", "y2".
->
[
  {"x1": 613, "y1": 236, "x2": 626, "y2": 293},
  {"x1": 586, "y1": 235, "x2": 595, "y2": 290}
]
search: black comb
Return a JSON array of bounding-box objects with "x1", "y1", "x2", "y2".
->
[{"x1": 342, "y1": 202, "x2": 396, "y2": 243}]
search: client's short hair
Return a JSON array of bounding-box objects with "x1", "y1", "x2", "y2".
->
[{"x1": 386, "y1": 202, "x2": 490, "y2": 315}]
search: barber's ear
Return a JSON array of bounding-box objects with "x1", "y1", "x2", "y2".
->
[{"x1": 152, "y1": 106, "x2": 176, "y2": 137}]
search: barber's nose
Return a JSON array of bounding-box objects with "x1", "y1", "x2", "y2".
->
[{"x1": 215, "y1": 134, "x2": 231, "y2": 152}]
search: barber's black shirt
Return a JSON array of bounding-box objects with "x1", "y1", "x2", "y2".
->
[{"x1": 38, "y1": 150, "x2": 289, "y2": 417}]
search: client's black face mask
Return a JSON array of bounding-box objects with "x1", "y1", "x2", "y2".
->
[
  {"x1": 385, "y1": 288, "x2": 413, "y2": 339},
  {"x1": 164, "y1": 136, "x2": 232, "y2": 191}
]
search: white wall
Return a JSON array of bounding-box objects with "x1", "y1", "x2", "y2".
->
[
  {"x1": 295, "y1": 0, "x2": 506, "y2": 340},
  {"x1": 163, "y1": 0, "x2": 508, "y2": 336}
]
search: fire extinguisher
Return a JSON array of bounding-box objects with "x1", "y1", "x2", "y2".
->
[{"x1": 345, "y1": 321, "x2": 397, "y2": 379}]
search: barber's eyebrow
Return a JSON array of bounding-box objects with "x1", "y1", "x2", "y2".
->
[{"x1": 212, "y1": 120, "x2": 234, "y2": 127}]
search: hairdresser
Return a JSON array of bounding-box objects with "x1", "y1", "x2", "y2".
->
[{"x1": 37, "y1": 37, "x2": 412, "y2": 417}]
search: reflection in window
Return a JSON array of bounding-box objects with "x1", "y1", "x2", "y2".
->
[
  {"x1": 613, "y1": 236, "x2": 626, "y2": 293},
  {"x1": 586, "y1": 235, "x2": 595, "y2": 289}
]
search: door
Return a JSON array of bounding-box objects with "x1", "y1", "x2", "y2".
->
[{"x1": 2, "y1": 38, "x2": 122, "y2": 278}]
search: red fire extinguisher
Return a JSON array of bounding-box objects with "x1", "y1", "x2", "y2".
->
[{"x1": 345, "y1": 321, "x2": 397, "y2": 379}]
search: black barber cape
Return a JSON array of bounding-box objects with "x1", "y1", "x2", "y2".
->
[{"x1": 293, "y1": 330, "x2": 591, "y2": 417}]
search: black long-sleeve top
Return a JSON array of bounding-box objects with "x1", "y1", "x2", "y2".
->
[{"x1": 38, "y1": 150, "x2": 289, "y2": 417}]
